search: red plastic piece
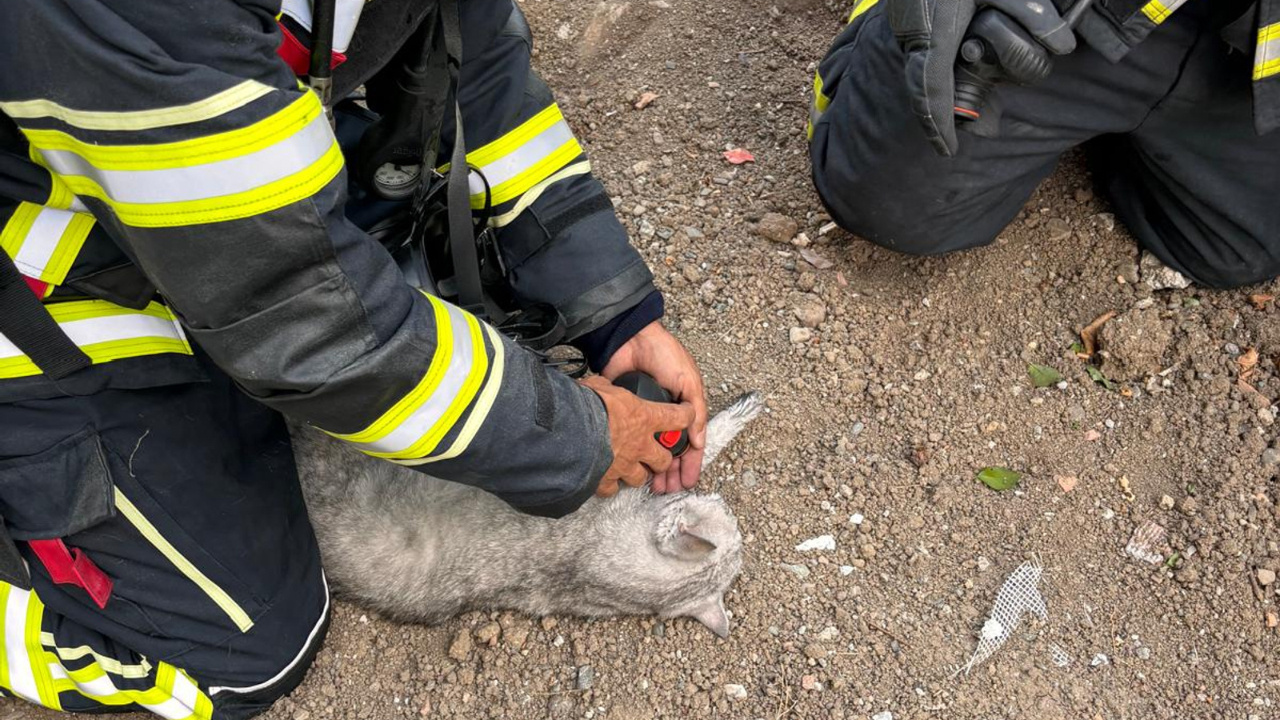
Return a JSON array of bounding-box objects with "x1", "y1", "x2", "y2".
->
[
  {"x1": 658, "y1": 430, "x2": 683, "y2": 449},
  {"x1": 28, "y1": 539, "x2": 113, "y2": 609},
  {"x1": 276, "y1": 24, "x2": 347, "y2": 77}
]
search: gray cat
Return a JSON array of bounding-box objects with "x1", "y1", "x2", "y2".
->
[{"x1": 289, "y1": 392, "x2": 763, "y2": 637}]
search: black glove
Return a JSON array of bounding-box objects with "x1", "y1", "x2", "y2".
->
[{"x1": 885, "y1": 0, "x2": 1079, "y2": 157}]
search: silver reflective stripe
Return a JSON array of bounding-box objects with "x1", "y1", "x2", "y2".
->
[
  {"x1": 3, "y1": 587, "x2": 39, "y2": 704},
  {"x1": 466, "y1": 119, "x2": 576, "y2": 196},
  {"x1": 38, "y1": 114, "x2": 334, "y2": 204},
  {"x1": 0, "y1": 312, "x2": 186, "y2": 360},
  {"x1": 346, "y1": 302, "x2": 476, "y2": 455},
  {"x1": 13, "y1": 206, "x2": 75, "y2": 273}
]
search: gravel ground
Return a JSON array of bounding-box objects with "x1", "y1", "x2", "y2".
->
[{"x1": 10, "y1": 1, "x2": 1280, "y2": 719}]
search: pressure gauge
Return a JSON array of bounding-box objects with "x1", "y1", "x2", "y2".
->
[{"x1": 372, "y1": 162, "x2": 422, "y2": 200}]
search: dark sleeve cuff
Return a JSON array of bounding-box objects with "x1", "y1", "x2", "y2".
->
[{"x1": 571, "y1": 290, "x2": 664, "y2": 373}]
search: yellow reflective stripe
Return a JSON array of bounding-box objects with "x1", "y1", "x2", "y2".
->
[
  {"x1": 0, "y1": 202, "x2": 41, "y2": 257},
  {"x1": 0, "y1": 80, "x2": 275, "y2": 132},
  {"x1": 25, "y1": 593, "x2": 61, "y2": 711},
  {"x1": 39, "y1": 633, "x2": 153, "y2": 679},
  {"x1": 1, "y1": 203, "x2": 95, "y2": 285},
  {"x1": 368, "y1": 310, "x2": 490, "y2": 459},
  {"x1": 37, "y1": 141, "x2": 343, "y2": 228},
  {"x1": 48, "y1": 657, "x2": 212, "y2": 719},
  {"x1": 0, "y1": 300, "x2": 192, "y2": 380},
  {"x1": 1140, "y1": 0, "x2": 1186, "y2": 24},
  {"x1": 848, "y1": 0, "x2": 880, "y2": 23},
  {"x1": 813, "y1": 73, "x2": 831, "y2": 114},
  {"x1": 1256, "y1": 22, "x2": 1280, "y2": 81},
  {"x1": 393, "y1": 324, "x2": 506, "y2": 466},
  {"x1": 113, "y1": 489, "x2": 254, "y2": 633},
  {"x1": 0, "y1": 584, "x2": 10, "y2": 696},
  {"x1": 488, "y1": 161, "x2": 593, "y2": 228},
  {"x1": 45, "y1": 174, "x2": 76, "y2": 210},
  {"x1": 441, "y1": 104, "x2": 585, "y2": 209},
  {"x1": 328, "y1": 294, "x2": 455, "y2": 444},
  {"x1": 24, "y1": 93, "x2": 320, "y2": 171},
  {"x1": 479, "y1": 135, "x2": 581, "y2": 209}
]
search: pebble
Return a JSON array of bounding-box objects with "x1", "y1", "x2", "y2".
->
[
  {"x1": 795, "y1": 535, "x2": 836, "y2": 552},
  {"x1": 849, "y1": 513, "x2": 865, "y2": 525},
  {"x1": 1045, "y1": 217, "x2": 1071, "y2": 242},
  {"x1": 576, "y1": 666, "x2": 595, "y2": 691},
  {"x1": 976, "y1": 556, "x2": 991, "y2": 572},
  {"x1": 800, "y1": 675, "x2": 821, "y2": 691},
  {"x1": 791, "y1": 293, "x2": 827, "y2": 328},
  {"x1": 789, "y1": 327, "x2": 813, "y2": 344},
  {"x1": 1263, "y1": 448, "x2": 1280, "y2": 467},
  {"x1": 1090, "y1": 653, "x2": 1110, "y2": 667},
  {"x1": 447, "y1": 630, "x2": 473, "y2": 662},
  {"x1": 475, "y1": 622, "x2": 501, "y2": 645},
  {"x1": 723, "y1": 684, "x2": 747, "y2": 700},
  {"x1": 781, "y1": 563, "x2": 811, "y2": 579},
  {"x1": 803, "y1": 643, "x2": 828, "y2": 660},
  {"x1": 755, "y1": 212, "x2": 798, "y2": 243},
  {"x1": 1160, "y1": 495, "x2": 1175, "y2": 510},
  {"x1": 839, "y1": 565, "x2": 854, "y2": 576},
  {"x1": 1259, "y1": 408, "x2": 1275, "y2": 426},
  {"x1": 872, "y1": 712, "x2": 894, "y2": 720},
  {"x1": 1258, "y1": 568, "x2": 1277, "y2": 586}
]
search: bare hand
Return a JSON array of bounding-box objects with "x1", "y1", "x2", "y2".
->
[
  {"x1": 580, "y1": 375, "x2": 696, "y2": 498},
  {"x1": 602, "y1": 321, "x2": 708, "y2": 494}
]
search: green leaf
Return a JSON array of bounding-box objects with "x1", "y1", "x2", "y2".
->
[
  {"x1": 977, "y1": 467, "x2": 1021, "y2": 491},
  {"x1": 1085, "y1": 365, "x2": 1117, "y2": 391},
  {"x1": 1028, "y1": 363, "x2": 1064, "y2": 388},
  {"x1": 1070, "y1": 341, "x2": 1086, "y2": 355}
]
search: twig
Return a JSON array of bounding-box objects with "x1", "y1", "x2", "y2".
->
[{"x1": 867, "y1": 621, "x2": 910, "y2": 648}]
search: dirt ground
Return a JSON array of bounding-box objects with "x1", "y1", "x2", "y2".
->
[{"x1": 11, "y1": 1, "x2": 1280, "y2": 719}]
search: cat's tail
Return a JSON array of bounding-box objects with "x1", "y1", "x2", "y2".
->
[{"x1": 700, "y1": 391, "x2": 765, "y2": 469}]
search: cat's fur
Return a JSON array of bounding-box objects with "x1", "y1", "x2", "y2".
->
[{"x1": 290, "y1": 392, "x2": 763, "y2": 637}]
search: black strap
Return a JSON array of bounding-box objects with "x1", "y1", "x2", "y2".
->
[
  {"x1": 439, "y1": 0, "x2": 486, "y2": 317},
  {"x1": 0, "y1": 251, "x2": 90, "y2": 380}
]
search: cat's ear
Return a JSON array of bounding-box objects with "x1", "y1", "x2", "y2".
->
[
  {"x1": 688, "y1": 596, "x2": 730, "y2": 638},
  {"x1": 675, "y1": 521, "x2": 718, "y2": 557}
]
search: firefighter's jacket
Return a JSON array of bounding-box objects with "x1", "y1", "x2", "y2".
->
[{"x1": 0, "y1": 0, "x2": 657, "y2": 515}]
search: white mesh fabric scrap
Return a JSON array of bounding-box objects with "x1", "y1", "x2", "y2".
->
[{"x1": 954, "y1": 559, "x2": 1048, "y2": 676}]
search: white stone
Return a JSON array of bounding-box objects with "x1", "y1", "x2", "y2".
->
[{"x1": 795, "y1": 535, "x2": 836, "y2": 552}]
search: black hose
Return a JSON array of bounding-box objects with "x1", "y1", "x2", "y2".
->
[{"x1": 309, "y1": 0, "x2": 337, "y2": 82}]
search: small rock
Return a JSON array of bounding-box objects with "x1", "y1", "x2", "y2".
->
[
  {"x1": 1098, "y1": 307, "x2": 1174, "y2": 381},
  {"x1": 839, "y1": 565, "x2": 854, "y2": 576},
  {"x1": 1266, "y1": 611, "x2": 1279, "y2": 628},
  {"x1": 791, "y1": 292, "x2": 828, "y2": 328},
  {"x1": 1055, "y1": 475, "x2": 1078, "y2": 492},
  {"x1": 576, "y1": 666, "x2": 595, "y2": 691},
  {"x1": 1045, "y1": 217, "x2": 1071, "y2": 242},
  {"x1": 505, "y1": 625, "x2": 529, "y2": 649},
  {"x1": 755, "y1": 212, "x2": 798, "y2": 244},
  {"x1": 781, "y1": 563, "x2": 811, "y2": 579},
  {"x1": 1074, "y1": 187, "x2": 1094, "y2": 203},
  {"x1": 723, "y1": 684, "x2": 748, "y2": 700},
  {"x1": 795, "y1": 535, "x2": 836, "y2": 552},
  {"x1": 789, "y1": 327, "x2": 813, "y2": 344},
  {"x1": 1258, "y1": 568, "x2": 1277, "y2": 586},
  {"x1": 800, "y1": 675, "x2": 821, "y2": 691},
  {"x1": 1139, "y1": 252, "x2": 1191, "y2": 290},
  {"x1": 872, "y1": 712, "x2": 894, "y2": 720},
  {"x1": 1090, "y1": 653, "x2": 1110, "y2": 667},
  {"x1": 1084, "y1": 429, "x2": 1102, "y2": 442},
  {"x1": 448, "y1": 630, "x2": 473, "y2": 662},
  {"x1": 976, "y1": 556, "x2": 992, "y2": 572},
  {"x1": 849, "y1": 513, "x2": 865, "y2": 525},
  {"x1": 1159, "y1": 495, "x2": 1175, "y2": 510},
  {"x1": 803, "y1": 643, "x2": 829, "y2": 660},
  {"x1": 1263, "y1": 448, "x2": 1280, "y2": 467},
  {"x1": 475, "y1": 622, "x2": 501, "y2": 645}
]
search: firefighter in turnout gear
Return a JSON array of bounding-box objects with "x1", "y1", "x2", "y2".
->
[
  {"x1": 810, "y1": 0, "x2": 1280, "y2": 289},
  {"x1": 0, "y1": 0, "x2": 708, "y2": 717}
]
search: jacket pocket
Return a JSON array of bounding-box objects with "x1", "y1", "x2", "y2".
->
[
  {"x1": 107, "y1": 482, "x2": 259, "y2": 633},
  {"x1": 0, "y1": 426, "x2": 115, "y2": 541}
]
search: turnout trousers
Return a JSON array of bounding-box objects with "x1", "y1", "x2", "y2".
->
[
  {"x1": 809, "y1": 2, "x2": 1280, "y2": 289},
  {"x1": 0, "y1": 349, "x2": 329, "y2": 720}
]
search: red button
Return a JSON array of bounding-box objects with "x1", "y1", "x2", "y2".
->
[{"x1": 658, "y1": 430, "x2": 682, "y2": 449}]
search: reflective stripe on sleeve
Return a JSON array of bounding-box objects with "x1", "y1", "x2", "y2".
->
[
  {"x1": 0, "y1": 80, "x2": 274, "y2": 133},
  {"x1": 2, "y1": 585, "x2": 61, "y2": 710},
  {"x1": 847, "y1": 0, "x2": 880, "y2": 23},
  {"x1": 327, "y1": 294, "x2": 499, "y2": 461},
  {"x1": 444, "y1": 104, "x2": 584, "y2": 210},
  {"x1": 1140, "y1": 0, "x2": 1189, "y2": 24},
  {"x1": 1, "y1": 202, "x2": 95, "y2": 286},
  {"x1": 0, "y1": 300, "x2": 192, "y2": 379},
  {"x1": 1256, "y1": 22, "x2": 1280, "y2": 81},
  {"x1": 21, "y1": 92, "x2": 343, "y2": 228},
  {"x1": 808, "y1": 72, "x2": 833, "y2": 140}
]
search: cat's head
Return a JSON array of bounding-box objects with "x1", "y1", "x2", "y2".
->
[{"x1": 588, "y1": 489, "x2": 742, "y2": 637}]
